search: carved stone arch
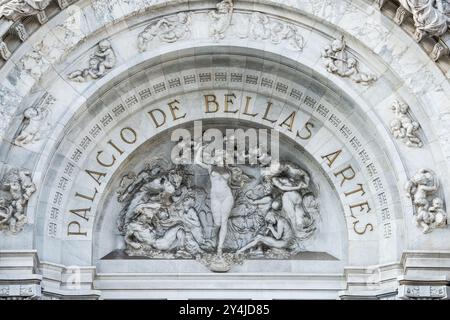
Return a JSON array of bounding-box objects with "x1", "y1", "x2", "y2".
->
[{"x1": 0, "y1": 0, "x2": 449, "y2": 300}]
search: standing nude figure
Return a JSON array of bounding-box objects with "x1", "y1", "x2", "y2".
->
[{"x1": 195, "y1": 144, "x2": 234, "y2": 256}]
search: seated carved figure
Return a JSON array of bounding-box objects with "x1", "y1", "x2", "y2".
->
[
  {"x1": 237, "y1": 202, "x2": 297, "y2": 254},
  {"x1": 0, "y1": 0, "x2": 51, "y2": 21}
]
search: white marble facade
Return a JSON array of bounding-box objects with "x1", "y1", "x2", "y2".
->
[{"x1": 0, "y1": 0, "x2": 449, "y2": 300}]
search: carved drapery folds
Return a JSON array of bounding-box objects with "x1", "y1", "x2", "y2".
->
[
  {"x1": 68, "y1": 39, "x2": 116, "y2": 82},
  {"x1": 398, "y1": 0, "x2": 450, "y2": 39},
  {"x1": 208, "y1": 0, "x2": 233, "y2": 41},
  {"x1": 14, "y1": 93, "x2": 54, "y2": 147},
  {"x1": 137, "y1": 13, "x2": 192, "y2": 52},
  {"x1": 117, "y1": 146, "x2": 320, "y2": 272},
  {"x1": 389, "y1": 100, "x2": 423, "y2": 148},
  {"x1": 238, "y1": 12, "x2": 305, "y2": 52},
  {"x1": 406, "y1": 169, "x2": 448, "y2": 233},
  {"x1": 321, "y1": 35, "x2": 377, "y2": 85},
  {"x1": 0, "y1": 167, "x2": 36, "y2": 234},
  {"x1": 0, "y1": 0, "x2": 51, "y2": 21}
]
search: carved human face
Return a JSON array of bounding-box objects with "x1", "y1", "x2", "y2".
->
[
  {"x1": 217, "y1": 2, "x2": 231, "y2": 13},
  {"x1": 183, "y1": 196, "x2": 195, "y2": 209},
  {"x1": 265, "y1": 212, "x2": 276, "y2": 225},
  {"x1": 98, "y1": 40, "x2": 111, "y2": 51},
  {"x1": 432, "y1": 198, "x2": 443, "y2": 208}
]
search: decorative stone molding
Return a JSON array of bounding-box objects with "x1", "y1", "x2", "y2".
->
[
  {"x1": 137, "y1": 12, "x2": 192, "y2": 52},
  {"x1": 0, "y1": 0, "x2": 51, "y2": 22},
  {"x1": 389, "y1": 100, "x2": 423, "y2": 148},
  {"x1": 208, "y1": 0, "x2": 233, "y2": 41},
  {"x1": 0, "y1": 167, "x2": 36, "y2": 234},
  {"x1": 398, "y1": 285, "x2": 449, "y2": 299},
  {"x1": 321, "y1": 35, "x2": 377, "y2": 85},
  {"x1": 68, "y1": 39, "x2": 116, "y2": 82},
  {"x1": 14, "y1": 93, "x2": 55, "y2": 147},
  {"x1": 406, "y1": 169, "x2": 448, "y2": 233},
  {"x1": 0, "y1": 284, "x2": 41, "y2": 300},
  {"x1": 237, "y1": 12, "x2": 305, "y2": 52}
]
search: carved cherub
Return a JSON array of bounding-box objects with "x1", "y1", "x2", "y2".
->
[
  {"x1": 208, "y1": 0, "x2": 234, "y2": 41},
  {"x1": 406, "y1": 169, "x2": 447, "y2": 233},
  {"x1": 429, "y1": 197, "x2": 448, "y2": 228},
  {"x1": 138, "y1": 13, "x2": 191, "y2": 52},
  {"x1": 322, "y1": 35, "x2": 376, "y2": 85},
  {"x1": 14, "y1": 94, "x2": 54, "y2": 147},
  {"x1": 68, "y1": 40, "x2": 116, "y2": 82},
  {"x1": 390, "y1": 100, "x2": 423, "y2": 148}
]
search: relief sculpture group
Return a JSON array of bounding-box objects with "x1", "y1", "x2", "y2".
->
[{"x1": 117, "y1": 140, "x2": 320, "y2": 271}]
